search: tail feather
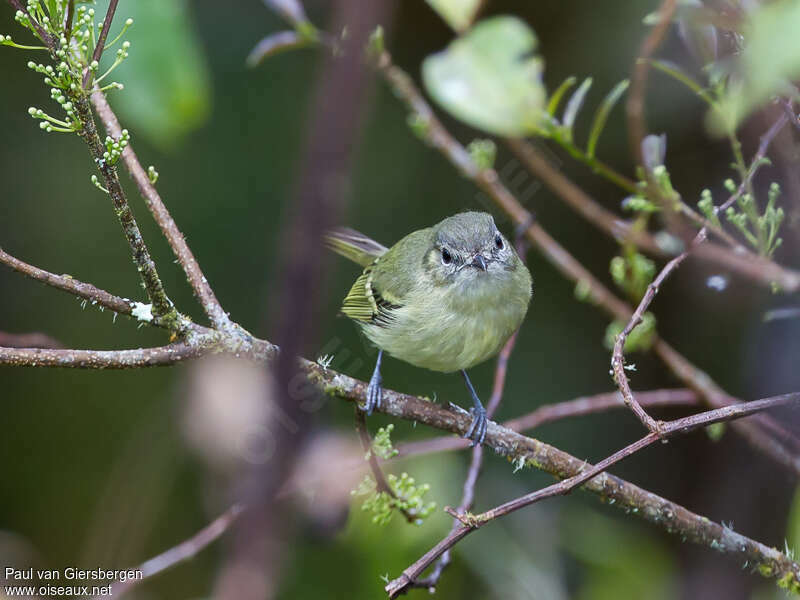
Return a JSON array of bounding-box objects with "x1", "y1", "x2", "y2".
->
[{"x1": 325, "y1": 227, "x2": 388, "y2": 267}]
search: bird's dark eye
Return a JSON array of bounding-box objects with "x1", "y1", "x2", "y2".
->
[
  {"x1": 495, "y1": 234, "x2": 504, "y2": 250},
  {"x1": 441, "y1": 248, "x2": 452, "y2": 265}
]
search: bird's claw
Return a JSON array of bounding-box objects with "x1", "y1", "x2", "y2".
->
[
  {"x1": 464, "y1": 405, "x2": 488, "y2": 446},
  {"x1": 365, "y1": 372, "x2": 382, "y2": 415}
]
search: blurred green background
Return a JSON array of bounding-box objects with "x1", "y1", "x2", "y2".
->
[{"x1": 1, "y1": 1, "x2": 799, "y2": 598}]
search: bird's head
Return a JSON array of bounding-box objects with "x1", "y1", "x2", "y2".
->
[{"x1": 424, "y1": 212, "x2": 519, "y2": 288}]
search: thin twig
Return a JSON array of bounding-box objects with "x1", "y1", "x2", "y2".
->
[
  {"x1": 64, "y1": 0, "x2": 75, "y2": 42},
  {"x1": 505, "y1": 139, "x2": 662, "y2": 255},
  {"x1": 396, "y1": 388, "x2": 700, "y2": 458},
  {"x1": 613, "y1": 239, "x2": 701, "y2": 432},
  {"x1": 82, "y1": 0, "x2": 118, "y2": 88},
  {"x1": 98, "y1": 503, "x2": 245, "y2": 600},
  {"x1": 386, "y1": 391, "x2": 800, "y2": 597},
  {"x1": 71, "y1": 95, "x2": 179, "y2": 325},
  {"x1": 7, "y1": 0, "x2": 52, "y2": 46},
  {"x1": 354, "y1": 409, "x2": 416, "y2": 523},
  {"x1": 613, "y1": 110, "x2": 790, "y2": 434},
  {"x1": 626, "y1": 0, "x2": 678, "y2": 165},
  {"x1": 0, "y1": 247, "x2": 138, "y2": 319},
  {"x1": 90, "y1": 91, "x2": 233, "y2": 331}
]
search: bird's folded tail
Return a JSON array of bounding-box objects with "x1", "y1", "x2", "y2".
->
[{"x1": 325, "y1": 227, "x2": 388, "y2": 267}]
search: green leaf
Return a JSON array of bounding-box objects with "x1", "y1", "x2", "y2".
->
[
  {"x1": 561, "y1": 77, "x2": 592, "y2": 141},
  {"x1": 547, "y1": 75, "x2": 576, "y2": 117},
  {"x1": 587, "y1": 79, "x2": 628, "y2": 158},
  {"x1": 102, "y1": 0, "x2": 211, "y2": 150},
  {"x1": 422, "y1": 16, "x2": 546, "y2": 137},
  {"x1": 711, "y1": 0, "x2": 800, "y2": 134},
  {"x1": 425, "y1": 0, "x2": 482, "y2": 33},
  {"x1": 647, "y1": 59, "x2": 715, "y2": 107}
]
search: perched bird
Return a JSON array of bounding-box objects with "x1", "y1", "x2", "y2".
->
[{"x1": 327, "y1": 212, "x2": 532, "y2": 444}]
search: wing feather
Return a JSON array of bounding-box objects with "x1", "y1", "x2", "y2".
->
[{"x1": 340, "y1": 263, "x2": 401, "y2": 326}]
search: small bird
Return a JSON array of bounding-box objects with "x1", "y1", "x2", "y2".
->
[{"x1": 327, "y1": 212, "x2": 532, "y2": 445}]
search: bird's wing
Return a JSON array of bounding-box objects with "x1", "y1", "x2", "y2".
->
[
  {"x1": 340, "y1": 263, "x2": 401, "y2": 326},
  {"x1": 325, "y1": 227, "x2": 389, "y2": 268},
  {"x1": 339, "y1": 228, "x2": 431, "y2": 325}
]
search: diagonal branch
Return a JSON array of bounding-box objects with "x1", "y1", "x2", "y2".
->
[
  {"x1": 626, "y1": 0, "x2": 678, "y2": 165},
  {"x1": 504, "y1": 138, "x2": 800, "y2": 292},
  {"x1": 98, "y1": 503, "x2": 245, "y2": 600},
  {"x1": 82, "y1": 0, "x2": 118, "y2": 88},
  {"x1": 385, "y1": 391, "x2": 800, "y2": 597},
  {"x1": 71, "y1": 95, "x2": 179, "y2": 326},
  {"x1": 90, "y1": 91, "x2": 232, "y2": 331}
]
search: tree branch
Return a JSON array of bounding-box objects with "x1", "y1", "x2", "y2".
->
[
  {"x1": 626, "y1": 0, "x2": 678, "y2": 165},
  {"x1": 505, "y1": 138, "x2": 800, "y2": 292},
  {"x1": 396, "y1": 388, "x2": 700, "y2": 459},
  {"x1": 0, "y1": 247, "x2": 140, "y2": 319},
  {"x1": 71, "y1": 95, "x2": 179, "y2": 326},
  {"x1": 90, "y1": 91, "x2": 232, "y2": 331},
  {"x1": 82, "y1": 0, "x2": 118, "y2": 88},
  {"x1": 0, "y1": 341, "x2": 208, "y2": 368},
  {"x1": 385, "y1": 392, "x2": 800, "y2": 597},
  {"x1": 98, "y1": 503, "x2": 245, "y2": 600}
]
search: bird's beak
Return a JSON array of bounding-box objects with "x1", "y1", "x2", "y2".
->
[{"x1": 469, "y1": 255, "x2": 488, "y2": 271}]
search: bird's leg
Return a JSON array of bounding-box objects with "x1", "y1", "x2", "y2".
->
[
  {"x1": 365, "y1": 350, "x2": 383, "y2": 415},
  {"x1": 460, "y1": 370, "x2": 488, "y2": 446}
]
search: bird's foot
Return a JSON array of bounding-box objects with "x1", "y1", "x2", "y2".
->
[
  {"x1": 464, "y1": 405, "x2": 488, "y2": 447},
  {"x1": 364, "y1": 371, "x2": 383, "y2": 415}
]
